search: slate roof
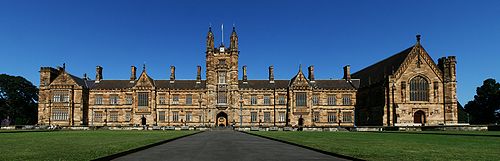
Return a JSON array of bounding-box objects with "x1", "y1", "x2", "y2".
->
[
  {"x1": 352, "y1": 45, "x2": 415, "y2": 88},
  {"x1": 238, "y1": 79, "x2": 358, "y2": 90},
  {"x1": 82, "y1": 79, "x2": 357, "y2": 90},
  {"x1": 68, "y1": 74, "x2": 87, "y2": 88}
]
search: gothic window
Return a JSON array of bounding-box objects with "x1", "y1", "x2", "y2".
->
[
  {"x1": 328, "y1": 112, "x2": 336, "y2": 123},
  {"x1": 343, "y1": 112, "x2": 353, "y2": 123},
  {"x1": 278, "y1": 95, "x2": 286, "y2": 105},
  {"x1": 218, "y1": 72, "x2": 226, "y2": 84},
  {"x1": 52, "y1": 91, "x2": 69, "y2": 102},
  {"x1": 186, "y1": 112, "x2": 192, "y2": 122},
  {"x1": 125, "y1": 111, "x2": 131, "y2": 122},
  {"x1": 51, "y1": 108, "x2": 68, "y2": 121},
  {"x1": 251, "y1": 112, "x2": 257, "y2": 122},
  {"x1": 138, "y1": 92, "x2": 149, "y2": 109},
  {"x1": 410, "y1": 76, "x2": 429, "y2": 101},
  {"x1": 172, "y1": 111, "x2": 179, "y2": 122},
  {"x1": 109, "y1": 111, "x2": 118, "y2": 122},
  {"x1": 342, "y1": 95, "x2": 351, "y2": 105},
  {"x1": 186, "y1": 94, "x2": 192, "y2": 105},
  {"x1": 217, "y1": 91, "x2": 227, "y2": 104},
  {"x1": 264, "y1": 112, "x2": 271, "y2": 122},
  {"x1": 264, "y1": 95, "x2": 271, "y2": 105},
  {"x1": 125, "y1": 94, "x2": 133, "y2": 105},
  {"x1": 327, "y1": 95, "x2": 336, "y2": 105},
  {"x1": 295, "y1": 92, "x2": 307, "y2": 107},
  {"x1": 278, "y1": 112, "x2": 285, "y2": 122},
  {"x1": 172, "y1": 95, "x2": 179, "y2": 104},
  {"x1": 313, "y1": 112, "x2": 320, "y2": 122},
  {"x1": 158, "y1": 111, "x2": 165, "y2": 122},
  {"x1": 159, "y1": 95, "x2": 166, "y2": 105},
  {"x1": 109, "y1": 95, "x2": 119, "y2": 105},
  {"x1": 95, "y1": 95, "x2": 103, "y2": 105},
  {"x1": 250, "y1": 95, "x2": 257, "y2": 105},
  {"x1": 312, "y1": 94, "x2": 319, "y2": 105},
  {"x1": 94, "y1": 111, "x2": 103, "y2": 122}
]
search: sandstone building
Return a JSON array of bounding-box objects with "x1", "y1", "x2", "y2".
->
[{"x1": 37, "y1": 27, "x2": 458, "y2": 127}]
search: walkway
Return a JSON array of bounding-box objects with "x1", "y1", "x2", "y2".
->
[{"x1": 113, "y1": 129, "x2": 347, "y2": 161}]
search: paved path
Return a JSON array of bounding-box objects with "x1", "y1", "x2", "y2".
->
[{"x1": 113, "y1": 129, "x2": 347, "y2": 161}]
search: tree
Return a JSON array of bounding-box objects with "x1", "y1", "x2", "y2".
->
[
  {"x1": 0, "y1": 74, "x2": 38, "y2": 125},
  {"x1": 464, "y1": 78, "x2": 500, "y2": 124}
]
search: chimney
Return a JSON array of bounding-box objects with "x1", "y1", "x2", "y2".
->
[
  {"x1": 96, "y1": 66, "x2": 103, "y2": 83},
  {"x1": 242, "y1": 65, "x2": 248, "y2": 83},
  {"x1": 308, "y1": 65, "x2": 315, "y2": 82},
  {"x1": 269, "y1": 65, "x2": 274, "y2": 83},
  {"x1": 196, "y1": 65, "x2": 201, "y2": 83},
  {"x1": 343, "y1": 65, "x2": 351, "y2": 81},
  {"x1": 130, "y1": 66, "x2": 137, "y2": 82},
  {"x1": 170, "y1": 66, "x2": 175, "y2": 83}
]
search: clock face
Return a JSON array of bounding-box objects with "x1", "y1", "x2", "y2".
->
[{"x1": 219, "y1": 47, "x2": 225, "y2": 52}]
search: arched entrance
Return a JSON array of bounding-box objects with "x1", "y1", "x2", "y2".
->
[
  {"x1": 141, "y1": 116, "x2": 147, "y2": 126},
  {"x1": 298, "y1": 117, "x2": 304, "y2": 131},
  {"x1": 413, "y1": 110, "x2": 426, "y2": 125},
  {"x1": 216, "y1": 112, "x2": 228, "y2": 127}
]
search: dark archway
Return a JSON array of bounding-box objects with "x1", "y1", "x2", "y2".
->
[
  {"x1": 141, "y1": 116, "x2": 146, "y2": 126},
  {"x1": 414, "y1": 110, "x2": 426, "y2": 125},
  {"x1": 216, "y1": 112, "x2": 228, "y2": 127},
  {"x1": 298, "y1": 117, "x2": 304, "y2": 131}
]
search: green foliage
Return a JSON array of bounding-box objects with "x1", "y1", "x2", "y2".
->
[
  {"x1": 465, "y1": 78, "x2": 500, "y2": 124},
  {"x1": 0, "y1": 74, "x2": 39, "y2": 125},
  {"x1": 0, "y1": 130, "x2": 195, "y2": 161},
  {"x1": 252, "y1": 131, "x2": 500, "y2": 161}
]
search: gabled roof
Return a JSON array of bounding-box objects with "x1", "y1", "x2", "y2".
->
[
  {"x1": 352, "y1": 45, "x2": 414, "y2": 88},
  {"x1": 68, "y1": 74, "x2": 87, "y2": 88}
]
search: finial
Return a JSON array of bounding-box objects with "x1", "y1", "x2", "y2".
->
[
  {"x1": 221, "y1": 24, "x2": 224, "y2": 44},
  {"x1": 143, "y1": 63, "x2": 146, "y2": 71},
  {"x1": 209, "y1": 23, "x2": 212, "y2": 31},
  {"x1": 299, "y1": 64, "x2": 302, "y2": 72},
  {"x1": 416, "y1": 34, "x2": 421, "y2": 43},
  {"x1": 63, "y1": 63, "x2": 66, "y2": 70}
]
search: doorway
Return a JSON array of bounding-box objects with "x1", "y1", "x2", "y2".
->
[
  {"x1": 141, "y1": 116, "x2": 146, "y2": 126},
  {"x1": 298, "y1": 117, "x2": 304, "y2": 131},
  {"x1": 413, "y1": 110, "x2": 426, "y2": 125},
  {"x1": 216, "y1": 112, "x2": 228, "y2": 127}
]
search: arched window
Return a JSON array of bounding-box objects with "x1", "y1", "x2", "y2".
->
[{"x1": 410, "y1": 76, "x2": 429, "y2": 101}]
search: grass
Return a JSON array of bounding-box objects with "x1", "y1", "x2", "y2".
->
[
  {"x1": 0, "y1": 130, "x2": 196, "y2": 161},
  {"x1": 251, "y1": 131, "x2": 500, "y2": 161}
]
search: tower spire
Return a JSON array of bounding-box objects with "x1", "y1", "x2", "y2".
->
[{"x1": 230, "y1": 25, "x2": 238, "y2": 51}]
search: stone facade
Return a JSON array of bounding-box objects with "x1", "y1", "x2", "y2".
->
[
  {"x1": 353, "y1": 35, "x2": 458, "y2": 126},
  {"x1": 37, "y1": 30, "x2": 458, "y2": 127},
  {"x1": 38, "y1": 27, "x2": 358, "y2": 128}
]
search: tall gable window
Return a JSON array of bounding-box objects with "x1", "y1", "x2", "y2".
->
[
  {"x1": 217, "y1": 91, "x2": 227, "y2": 104},
  {"x1": 138, "y1": 92, "x2": 149, "y2": 110},
  {"x1": 296, "y1": 92, "x2": 307, "y2": 107},
  {"x1": 52, "y1": 91, "x2": 69, "y2": 102},
  {"x1": 410, "y1": 76, "x2": 429, "y2": 101}
]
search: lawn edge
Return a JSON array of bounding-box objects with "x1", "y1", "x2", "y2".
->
[
  {"x1": 92, "y1": 130, "x2": 204, "y2": 161},
  {"x1": 241, "y1": 131, "x2": 364, "y2": 161}
]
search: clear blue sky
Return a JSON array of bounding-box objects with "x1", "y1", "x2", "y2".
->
[{"x1": 1, "y1": 0, "x2": 499, "y2": 103}]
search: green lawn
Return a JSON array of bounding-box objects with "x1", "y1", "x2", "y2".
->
[
  {"x1": 0, "y1": 130, "x2": 196, "y2": 161},
  {"x1": 251, "y1": 131, "x2": 500, "y2": 161}
]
